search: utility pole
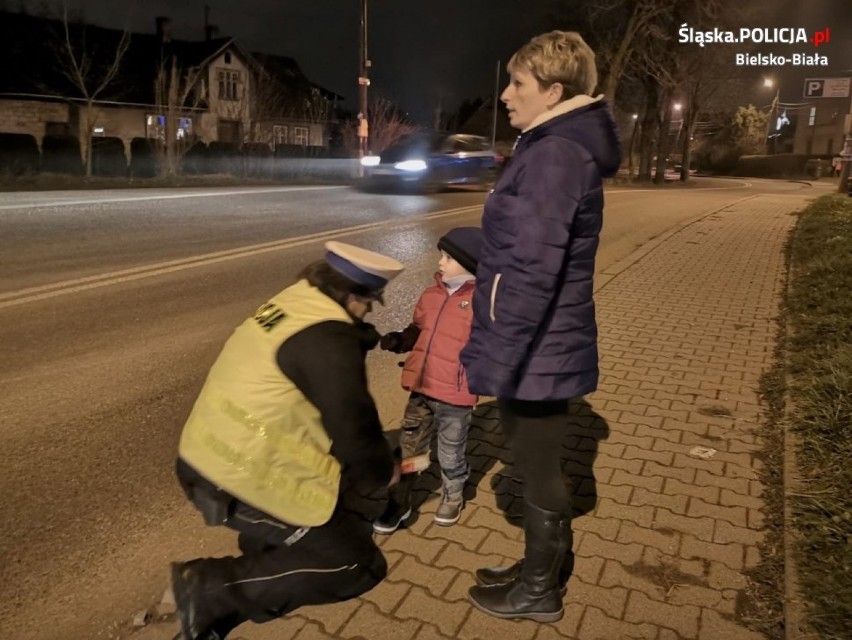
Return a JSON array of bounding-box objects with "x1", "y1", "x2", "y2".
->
[{"x1": 358, "y1": 0, "x2": 370, "y2": 162}]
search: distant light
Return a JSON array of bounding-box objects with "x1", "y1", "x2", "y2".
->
[
  {"x1": 360, "y1": 155, "x2": 380, "y2": 167},
  {"x1": 395, "y1": 159, "x2": 428, "y2": 172},
  {"x1": 632, "y1": 113, "x2": 638, "y2": 120},
  {"x1": 673, "y1": 103, "x2": 682, "y2": 111},
  {"x1": 763, "y1": 78, "x2": 774, "y2": 88}
]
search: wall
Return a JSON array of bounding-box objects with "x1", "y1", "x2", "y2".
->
[
  {"x1": 0, "y1": 99, "x2": 70, "y2": 145},
  {"x1": 793, "y1": 95, "x2": 851, "y2": 156},
  {"x1": 78, "y1": 105, "x2": 150, "y2": 159}
]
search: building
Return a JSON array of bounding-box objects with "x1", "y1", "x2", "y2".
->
[
  {"x1": 0, "y1": 10, "x2": 341, "y2": 166},
  {"x1": 791, "y1": 76, "x2": 852, "y2": 157}
]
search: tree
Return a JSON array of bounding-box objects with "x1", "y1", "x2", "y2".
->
[
  {"x1": 618, "y1": 0, "x2": 758, "y2": 182},
  {"x1": 55, "y1": 3, "x2": 130, "y2": 177},
  {"x1": 153, "y1": 55, "x2": 207, "y2": 177},
  {"x1": 592, "y1": 0, "x2": 675, "y2": 100},
  {"x1": 341, "y1": 96, "x2": 416, "y2": 157},
  {"x1": 732, "y1": 105, "x2": 770, "y2": 155}
]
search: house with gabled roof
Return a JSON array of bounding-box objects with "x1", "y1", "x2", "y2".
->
[{"x1": 0, "y1": 9, "x2": 341, "y2": 168}]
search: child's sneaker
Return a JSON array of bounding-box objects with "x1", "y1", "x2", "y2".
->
[
  {"x1": 434, "y1": 493, "x2": 464, "y2": 526},
  {"x1": 373, "y1": 500, "x2": 412, "y2": 534}
]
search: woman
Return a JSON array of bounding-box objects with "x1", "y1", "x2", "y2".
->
[{"x1": 460, "y1": 31, "x2": 621, "y2": 622}]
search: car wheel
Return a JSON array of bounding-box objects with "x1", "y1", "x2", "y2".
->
[{"x1": 417, "y1": 174, "x2": 441, "y2": 194}]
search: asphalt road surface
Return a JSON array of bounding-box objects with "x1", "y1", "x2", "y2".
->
[{"x1": 0, "y1": 177, "x2": 816, "y2": 639}]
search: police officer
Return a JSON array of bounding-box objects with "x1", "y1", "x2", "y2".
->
[{"x1": 171, "y1": 241, "x2": 404, "y2": 640}]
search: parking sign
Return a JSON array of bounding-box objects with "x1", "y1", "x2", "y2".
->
[{"x1": 803, "y1": 77, "x2": 852, "y2": 98}]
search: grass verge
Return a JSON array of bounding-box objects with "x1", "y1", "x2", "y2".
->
[{"x1": 785, "y1": 194, "x2": 852, "y2": 639}]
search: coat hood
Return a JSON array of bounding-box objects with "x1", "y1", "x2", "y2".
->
[{"x1": 521, "y1": 98, "x2": 622, "y2": 178}]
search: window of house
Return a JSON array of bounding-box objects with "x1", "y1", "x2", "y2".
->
[
  {"x1": 177, "y1": 118, "x2": 193, "y2": 140},
  {"x1": 808, "y1": 107, "x2": 816, "y2": 126},
  {"x1": 146, "y1": 114, "x2": 166, "y2": 141},
  {"x1": 146, "y1": 115, "x2": 192, "y2": 140},
  {"x1": 224, "y1": 52, "x2": 232, "y2": 64},
  {"x1": 218, "y1": 69, "x2": 241, "y2": 101},
  {"x1": 273, "y1": 125, "x2": 288, "y2": 147},
  {"x1": 293, "y1": 126, "x2": 309, "y2": 146}
]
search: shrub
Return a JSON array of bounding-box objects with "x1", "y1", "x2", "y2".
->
[{"x1": 0, "y1": 133, "x2": 40, "y2": 175}]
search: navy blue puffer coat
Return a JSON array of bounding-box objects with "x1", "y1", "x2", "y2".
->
[{"x1": 460, "y1": 98, "x2": 622, "y2": 401}]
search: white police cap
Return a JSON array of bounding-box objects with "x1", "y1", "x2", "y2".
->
[{"x1": 324, "y1": 241, "x2": 404, "y2": 299}]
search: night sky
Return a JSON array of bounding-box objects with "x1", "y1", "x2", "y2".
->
[{"x1": 11, "y1": 0, "x2": 852, "y2": 125}]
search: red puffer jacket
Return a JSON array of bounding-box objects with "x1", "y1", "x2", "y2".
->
[{"x1": 401, "y1": 274, "x2": 476, "y2": 407}]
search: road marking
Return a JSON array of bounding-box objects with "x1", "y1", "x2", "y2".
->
[
  {"x1": 0, "y1": 205, "x2": 483, "y2": 309},
  {"x1": 0, "y1": 178, "x2": 758, "y2": 309},
  {"x1": 0, "y1": 185, "x2": 345, "y2": 211},
  {"x1": 0, "y1": 178, "x2": 754, "y2": 212}
]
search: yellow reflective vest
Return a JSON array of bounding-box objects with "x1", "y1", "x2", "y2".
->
[{"x1": 179, "y1": 279, "x2": 351, "y2": 527}]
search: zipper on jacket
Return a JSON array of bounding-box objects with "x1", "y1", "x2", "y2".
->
[
  {"x1": 415, "y1": 293, "x2": 452, "y2": 390},
  {"x1": 489, "y1": 273, "x2": 502, "y2": 322}
]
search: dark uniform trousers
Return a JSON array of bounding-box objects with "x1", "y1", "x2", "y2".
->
[{"x1": 176, "y1": 459, "x2": 387, "y2": 626}]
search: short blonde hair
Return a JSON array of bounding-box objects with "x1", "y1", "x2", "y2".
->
[{"x1": 507, "y1": 31, "x2": 598, "y2": 100}]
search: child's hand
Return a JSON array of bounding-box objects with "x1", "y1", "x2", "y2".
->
[{"x1": 380, "y1": 332, "x2": 403, "y2": 352}]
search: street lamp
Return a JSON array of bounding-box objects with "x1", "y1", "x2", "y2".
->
[{"x1": 763, "y1": 78, "x2": 780, "y2": 154}]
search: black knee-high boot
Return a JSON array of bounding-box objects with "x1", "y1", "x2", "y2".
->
[
  {"x1": 474, "y1": 522, "x2": 573, "y2": 593},
  {"x1": 468, "y1": 501, "x2": 571, "y2": 622}
]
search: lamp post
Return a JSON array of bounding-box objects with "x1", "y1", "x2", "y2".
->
[
  {"x1": 673, "y1": 102, "x2": 684, "y2": 150},
  {"x1": 627, "y1": 113, "x2": 639, "y2": 178},
  {"x1": 763, "y1": 78, "x2": 780, "y2": 154},
  {"x1": 357, "y1": 0, "x2": 370, "y2": 163}
]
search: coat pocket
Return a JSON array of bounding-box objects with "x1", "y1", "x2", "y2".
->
[{"x1": 489, "y1": 273, "x2": 502, "y2": 322}]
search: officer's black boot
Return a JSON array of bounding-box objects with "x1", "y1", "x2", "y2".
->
[
  {"x1": 468, "y1": 501, "x2": 571, "y2": 622},
  {"x1": 373, "y1": 474, "x2": 415, "y2": 535},
  {"x1": 172, "y1": 560, "x2": 243, "y2": 640}
]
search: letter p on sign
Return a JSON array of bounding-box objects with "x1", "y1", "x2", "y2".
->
[{"x1": 804, "y1": 79, "x2": 824, "y2": 97}]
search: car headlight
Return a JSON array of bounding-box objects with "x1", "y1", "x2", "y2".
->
[
  {"x1": 360, "y1": 155, "x2": 381, "y2": 167},
  {"x1": 394, "y1": 159, "x2": 428, "y2": 172}
]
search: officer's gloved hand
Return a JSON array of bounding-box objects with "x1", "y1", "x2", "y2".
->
[{"x1": 380, "y1": 332, "x2": 403, "y2": 352}]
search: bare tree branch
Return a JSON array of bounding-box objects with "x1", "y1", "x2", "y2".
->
[{"x1": 54, "y1": 1, "x2": 130, "y2": 177}]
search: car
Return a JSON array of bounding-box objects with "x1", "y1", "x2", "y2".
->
[{"x1": 359, "y1": 133, "x2": 502, "y2": 193}]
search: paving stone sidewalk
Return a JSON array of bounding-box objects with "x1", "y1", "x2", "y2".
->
[{"x1": 134, "y1": 192, "x2": 811, "y2": 640}]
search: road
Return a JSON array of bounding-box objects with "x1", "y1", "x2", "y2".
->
[{"x1": 0, "y1": 177, "x2": 816, "y2": 639}]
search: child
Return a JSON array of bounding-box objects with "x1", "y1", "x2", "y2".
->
[{"x1": 373, "y1": 227, "x2": 482, "y2": 533}]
